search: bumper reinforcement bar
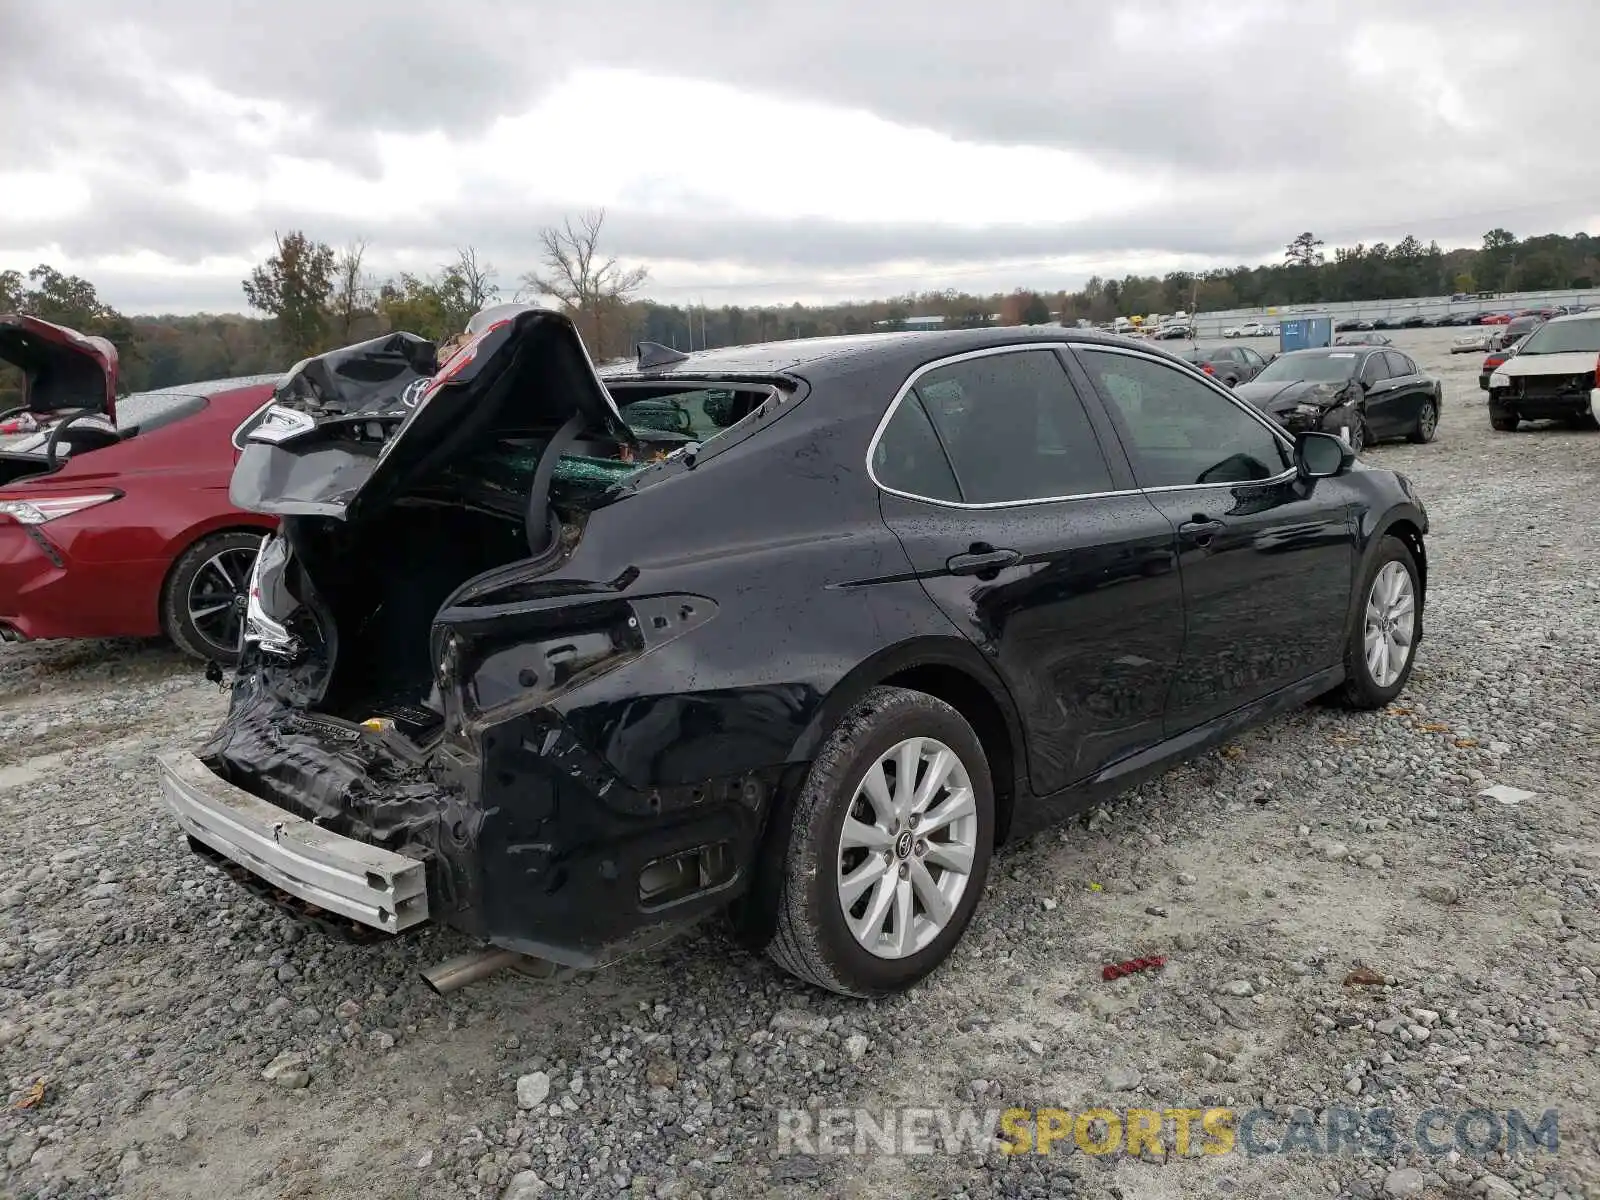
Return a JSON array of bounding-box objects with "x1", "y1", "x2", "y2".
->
[{"x1": 156, "y1": 750, "x2": 429, "y2": 933}]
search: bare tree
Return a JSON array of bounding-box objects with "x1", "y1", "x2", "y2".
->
[
  {"x1": 330, "y1": 239, "x2": 373, "y2": 343},
  {"x1": 450, "y1": 246, "x2": 500, "y2": 312},
  {"x1": 520, "y1": 209, "x2": 648, "y2": 357}
]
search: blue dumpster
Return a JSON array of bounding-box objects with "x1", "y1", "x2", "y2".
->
[{"x1": 1280, "y1": 316, "x2": 1333, "y2": 353}]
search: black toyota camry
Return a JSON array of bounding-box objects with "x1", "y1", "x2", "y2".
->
[
  {"x1": 157, "y1": 310, "x2": 1430, "y2": 998},
  {"x1": 1234, "y1": 346, "x2": 1443, "y2": 453}
]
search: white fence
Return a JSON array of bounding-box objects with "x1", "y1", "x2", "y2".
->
[{"x1": 1190, "y1": 288, "x2": 1596, "y2": 339}]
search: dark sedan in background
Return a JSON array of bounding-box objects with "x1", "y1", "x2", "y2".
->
[
  {"x1": 1493, "y1": 314, "x2": 1546, "y2": 351},
  {"x1": 1177, "y1": 344, "x2": 1270, "y2": 387},
  {"x1": 1234, "y1": 346, "x2": 1442, "y2": 453}
]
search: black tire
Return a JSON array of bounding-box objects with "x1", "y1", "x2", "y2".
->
[
  {"x1": 1345, "y1": 412, "x2": 1367, "y2": 455},
  {"x1": 760, "y1": 687, "x2": 995, "y2": 997},
  {"x1": 1563, "y1": 412, "x2": 1599, "y2": 430},
  {"x1": 1407, "y1": 397, "x2": 1439, "y2": 444},
  {"x1": 1490, "y1": 413, "x2": 1519, "y2": 432},
  {"x1": 161, "y1": 531, "x2": 266, "y2": 664},
  {"x1": 1335, "y1": 535, "x2": 1422, "y2": 710}
]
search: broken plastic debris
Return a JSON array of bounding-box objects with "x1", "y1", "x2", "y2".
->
[
  {"x1": 13, "y1": 1079, "x2": 46, "y2": 1109},
  {"x1": 1478, "y1": 784, "x2": 1534, "y2": 806},
  {"x1": 361, "y1": 717, "x2": 396, "y2": 733},
  {"x1": 1087, "y1": 882, "x2": 1103, "y2": 892},
  {"x1": 1342, "y1": 966, "x2": 1385, "y2": 987},
  {"x1": 1102, "y1": 955, "x2": 1166, "y2": 981}
]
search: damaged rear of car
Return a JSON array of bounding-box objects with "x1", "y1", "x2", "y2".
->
[{"x1": 157, "y1": 308, "x2": 813, "y2": 976}]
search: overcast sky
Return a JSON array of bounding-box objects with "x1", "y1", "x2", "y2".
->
[{"x1": 4, "y1": 0, "x2": 1597, "y2": 315}]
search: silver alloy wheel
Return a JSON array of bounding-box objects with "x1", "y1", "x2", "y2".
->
[
  {"x1": 186, "y1": 546, "x2": 258, "y2": 654},
  {"x1": 835, "y1": 736, "x2": 979, "y2": 959},
  {"x1": 1363, "y1": 560, "x2": 1416, "y2": 688},
  {"x1": 1418, "y1": 401, "x2": 1437, "y2": 439}
]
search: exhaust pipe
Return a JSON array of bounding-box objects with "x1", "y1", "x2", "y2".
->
[{"x1": 421, "y1": 947, "x2": 526, "y2": 995}]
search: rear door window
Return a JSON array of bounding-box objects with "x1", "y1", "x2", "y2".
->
[
  {"x1": 872, "y1": 393, "x2": 961, "y2": 503},
  {"x1": 1360, "y1": 354, "x2": 1390, "y2": 386},
  {"x1": 908, "y1": 349, "x2": 1114, "y2": 503},
  {"x1": 1383, "y1": 352, "x2": 1415, "y2": 378}
]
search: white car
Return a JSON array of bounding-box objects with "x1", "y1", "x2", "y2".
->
[
  {"x1": 1451, "y1": 329, "x2": 1499, "y2": 353},
  {"x1": 1226, "y1": 321, "x2": 1272, "y2": 338},
  {"x1": 1484, "y1": 312, "x2": 1600, "y2": 431}
]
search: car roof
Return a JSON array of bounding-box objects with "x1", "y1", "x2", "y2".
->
[
  {"x1": 1280, "y1": 346, "x2": 1377, "y2": 357},
  {"x1": 596, "y1": 326, "x2": 1172, "y2": 381},
  {"x1": 1539, "y1": 310, "x2": 1600, "y2": 326}
]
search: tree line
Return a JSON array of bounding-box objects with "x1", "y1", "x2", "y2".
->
[{"x1": 4, "y1": 223, "x2": 1597, "y2": 408}]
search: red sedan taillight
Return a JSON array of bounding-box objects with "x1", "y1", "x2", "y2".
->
[{"x1": 1201, "y1": 363, "x2": 1215, "y2": 375}]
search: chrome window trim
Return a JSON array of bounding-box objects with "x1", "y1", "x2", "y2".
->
[{"x1": 864, "y1": 341, "x2": 1296, "y2": 511}]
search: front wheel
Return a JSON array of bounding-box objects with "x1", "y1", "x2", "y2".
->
[
  {"x1": 1336, "y1": 536, "x2": 1421, "y2": 709},
  {"x1": 1408, "y1": 398, "x2": 1439, "y2": 444},
  {"x1": 762, "y1": 687, "x2": 994, "y2": 997},
  {"x1": 161, "y1": 531, "x2": 266, "y2": 664},
  {"x1": 1344, "y1": 412, "x2": 1367, "y2": 455}
]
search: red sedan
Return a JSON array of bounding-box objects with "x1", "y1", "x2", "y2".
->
[{"x1": 0, "y1": 314, "x2": 278, "y2": 662}]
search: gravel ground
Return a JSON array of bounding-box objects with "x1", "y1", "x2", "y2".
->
[{"x1": 2, "y1": 328, "x2": 1598, "y2": 1200}]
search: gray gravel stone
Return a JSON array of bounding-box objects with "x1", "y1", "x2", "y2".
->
[{"x1": 516, "y1": 1071, "x2": 551, "y2": 1109}]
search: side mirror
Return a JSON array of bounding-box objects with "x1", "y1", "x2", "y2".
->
[{"x1": 1295, "y1": 431, "x2": 1351, "y2": 479}]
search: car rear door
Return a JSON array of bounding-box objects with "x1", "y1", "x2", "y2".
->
[
  {"x1": 1069, "y1": 344, "x2": 1358, "y2": 734},
  {"x1": 872, "y1": 344, "x2": 1185, "y2": 800},
  {"x1": 1381, "y1": 351, "x2": 1428, "y2": 432}
]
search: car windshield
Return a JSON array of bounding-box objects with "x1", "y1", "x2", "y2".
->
[
  {"x1": 1252, "y1": 352, "x2": 1358, "y2": 384},
  {"x1": 1518, "y1": 318, "x2": 1600, "y2": 355}
]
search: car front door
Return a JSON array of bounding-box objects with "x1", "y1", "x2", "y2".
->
[
  {"x1": 1357, "y1": 350, "x2": 1406, "y2": 439},
  {"x1": 872, "y1": 345, "x2": 1185, "y2": 800},
  {"x1": 1070, "y1": 344, "x2": 1359, "y2": 734}
]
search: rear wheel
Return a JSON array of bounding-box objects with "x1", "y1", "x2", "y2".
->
[
  {"x1": 162, "y1": 531, "x2": 265, "y2": 664},
  {"x1": 1490, "y1": 413, "x2": 1519, "y2": 432},
  {"x1": 761, "y1": 687, "x2": 994, "y2": 997},
  {"x1": 1408, "y1": 398, "x2": 1438, "y2": 444}
]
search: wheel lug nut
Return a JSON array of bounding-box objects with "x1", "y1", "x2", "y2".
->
[
  {"x1": 915, "y1": 840, "x2": 926, "y2": 856},
  {"x1": 897, "y1": 863, "x2": 909, "y2": 879},
  {"x1": 908, "y1": 814, "x2": 919, "y2": 828}
]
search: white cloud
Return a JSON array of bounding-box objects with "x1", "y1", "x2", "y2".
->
[{"x1": 3, "y1": 0, "x2": 1597, "y2": 314}]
